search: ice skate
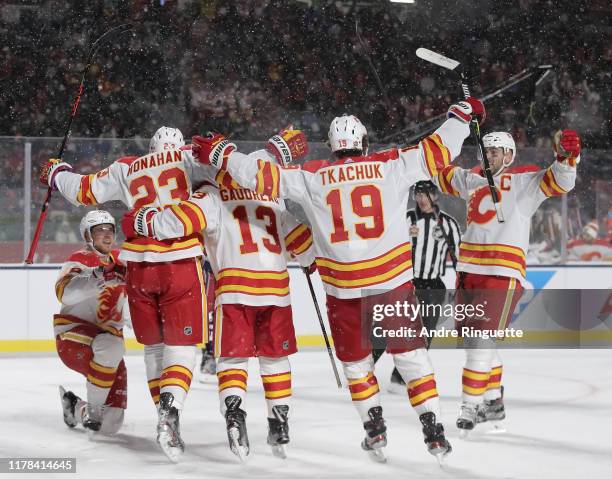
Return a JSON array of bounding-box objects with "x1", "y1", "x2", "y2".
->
[
  {"x1": 225, "y1": 395, "x2": 250, "y2": 462},
  {"x1": 361, "y1": 406, "x2": 387, "y2": 463},
  {"x1": 82, "y1": 402, "x2": 103, "y2": 432},
  {"x1": 387, "y1": 368, "x2": 406, "y2": 395},
  {"x1": 419, "y1": 412, "x2": 452, "y2": 465},
  {"x1": 456, "y1": 402, "x2": 479, "y2": 438},
  {"x1": 267, "y1": 405, "x2": 290, "y2": 459},
  {"x1": 156, "y1": 392, "x2": 185, "y2": 463},
  {"x1": 479, "y1": 386, "x2": 506, "y2": 422},
  {"x1": 59, "y1": 386, "x2": 80, "y2": 428},
  {"x1": 198, "y1": 349, "x2": 217, "y2": 383}
]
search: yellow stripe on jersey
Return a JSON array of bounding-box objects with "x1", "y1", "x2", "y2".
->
[{"x1": 317, "y1": 243, "x2": 411, "y2": 271}]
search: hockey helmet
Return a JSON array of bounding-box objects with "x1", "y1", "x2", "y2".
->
[
  {"x1": 328, "y1": 115, "x2": 368, "y2": 154},
  {"x1": 149, "y1": 126, "x2": 185, "y2": 153},
  {"x1": 79, "y1": 210, "x2": 116, "y2": 244},
  {"x1": 482, "y1": 131, "x2": 516, "y2": 172}
]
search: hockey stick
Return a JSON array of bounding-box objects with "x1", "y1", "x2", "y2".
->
[
  {"x1": 416, "y1": 47, "x2": 504, "y2": 223},
  {"x1": 25, "y1": 24, "x2": 132, "y2": 264},
  {"x1": 303, "y1": 268, "x2": 342, "y2": 388},
  {"x1": 381, "y1": 65, "x2": 553, "y2": 144}
]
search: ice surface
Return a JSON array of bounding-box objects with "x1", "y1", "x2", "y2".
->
[{"x1": 1, "y1": 349, "x2": 611, "y2": 479}]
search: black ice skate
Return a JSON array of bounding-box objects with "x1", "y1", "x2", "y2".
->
[
  {"x1": 156, "y1": 392, "x2": 185, "y2": 463},
  {"x1": 225, "y1": 395, "x2": 250, "y2": 462},
  {"x1": 478, "y1": 386, "x2": 506, "y2": 423},
  {"x1": 267, "y1": 405, "x2": 290, "y2": 459},
  {"x1": 419, "y1": 412, "x2": 452, "y2": 465},
  {"x1": 456, "y1": 402, "x2": 479, "y2": 438},
  {"x1": 58, "y1": 386, "x2": 79, "y2": 428},
  {"x1": 361, "y1": 406, "x2": 387, "y2": 463},
  {"x1": 82, "y1": 403, "x2": 103, "y2": 432}
]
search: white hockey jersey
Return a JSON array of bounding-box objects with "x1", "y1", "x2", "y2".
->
[
  {"x1": 436, "y1": 160, "x2": 578, "y2": 284},
  {"x1": 210, "y1": 118, "x2": 470, "y2": 299},
  {"x1": 145, "y1": 169, "x2": 315, "y2": 307},
  {"x1": 53, "y1": 249, "x2": 128, "y2": 340},
  {"x1": 54, "y1": 146, "x2": 211, "y2": 262}
]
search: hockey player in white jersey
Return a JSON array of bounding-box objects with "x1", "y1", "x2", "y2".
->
[
  {"x1": 123, "y1": 128, "x2": 314, "y2": 461},
  {"x1": 55, "y1": 210, "x2": 128, "y2": 435},
  {"x1": 40, "y1": 127, "x2": 209, "y2": 461},
  {"x1": 435, "y1": 128, "x2": 581, "y2": 434},
  {"x1": 190, "y1": 98, "x2": 483, "y2": 462}
]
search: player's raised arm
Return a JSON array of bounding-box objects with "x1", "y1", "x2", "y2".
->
[
  {"x1": 516, "y1": 129, "x2": 580, "y2": 217},
  {"x1": 40, "y1": 156, "x2": 126, "y2": 206},
  {"x1": 393, "y1": 98, "x2": 481, "y2": 184},
  {"x1": 191, "y1": 127, "x2": 311, "y2": 202}
]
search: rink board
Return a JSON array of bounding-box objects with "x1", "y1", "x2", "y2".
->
[{"x1": 1, "y1": 263, "x2": 610, "y2": 351}]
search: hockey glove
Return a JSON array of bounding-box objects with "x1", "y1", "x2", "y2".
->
[
  {"x1": 121, "y1": 207, "x2": 157, "y2": 240},
  {"x1": 447, "y1": 97, "x2": 486, "y2": 125},
  {"x1": 267, "y1": 125, "x2": 309, "y2": 166},
  {"x1": 554, "y1": 129, "x2": 581, "y2": 164},
  {"x1": 40, "y1": 158, "x2": 72, "y2": 188},
  {"x1": 192, "y1": 133, "x2": 236, "y2": 169},
  {"x1": 93, "y1": 262, "x2": 126, "y2": 282}
]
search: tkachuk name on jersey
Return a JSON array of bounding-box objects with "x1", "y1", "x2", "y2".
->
[
  {"x1": 127, "y1": 150, "x2": 183, "y2": 176},
  {"x1": 219, "y1": 187, "x2": 279, "y2": 204},
  {"x1": 319, "y1": 163, "x2": 383, "y2": 186}
]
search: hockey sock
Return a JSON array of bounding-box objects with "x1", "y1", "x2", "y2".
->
[
  {"x1": 393, "y1": 348, "x2": 440, "y2": 416},
  {"x1": 217, "y1": 357, "x2": 249, "y2": 416},
  {"x1": 144, "y1": 343, "x2": 164, "y2": 407},
  {"x1": 159, "y1": 345, "x2": 196, "y2": 411},
  {"x1": 342, "y1": 355, "x2": 381, "y2": 422},
  {"x1": 462, "y1": 346, "x2": 495, "y2": 404},
  {"x1": 86, "y1": 334, "x2": 124, "y2": 407},
  {"x1": 259, "y1": 356, "x2": 291, "y2": 418},
  {"x1": 484, "y1": 350, "x2": 503, "y2": 401}
]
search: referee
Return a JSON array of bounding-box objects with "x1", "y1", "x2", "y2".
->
[{"x1": 374, "y1": 180, "x2": 461, "y2": 392}]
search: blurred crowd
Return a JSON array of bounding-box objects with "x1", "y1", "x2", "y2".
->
[{"x1": 1, "y1": 0, "x2": 611, "y2": 148}]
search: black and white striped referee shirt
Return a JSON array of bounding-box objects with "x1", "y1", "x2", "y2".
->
[{"x1": 407, "y1": 208, "x2": 461, "y2": 279}]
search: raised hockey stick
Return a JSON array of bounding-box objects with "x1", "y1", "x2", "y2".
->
[
  {"x1": 303, "y1": 268, "x2": 342, "y2": 388},
  {"x1": 25, "y1": 24, "x2": 132, "y2": 264},
  {"x1": 416, "y1": 47, "x2": 505, "y2": 223}
]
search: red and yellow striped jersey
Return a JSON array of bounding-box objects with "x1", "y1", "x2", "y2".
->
[
  {"x1": 53, "y1": 249, "x2": 127, "y2": 338},
  {"x1": 436, "y1": 158, "x2": 578, "y2": 283},
  {"x1": 53, "y1": 147, "x2": 214, "y2": 262},
  {"x1": 212, "y1": 118, "x2": 470, "y2": 298},
  {"x1": 146, "y1": 179, "x2": 315, "y2": 307}
]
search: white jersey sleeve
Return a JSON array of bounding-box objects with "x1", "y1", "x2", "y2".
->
[
  {"x1": 149, "y1": 189, "x2": 221, "y2": 241},
  {"x1": 281, "y1": 209, "x2": 315, "y2": 267},
  {"x1": 54, "y1": 160, "x2": 126, "y2": 206},
  {"x1": 56, "y1": 262, "x2": 102, "y2": 306}
]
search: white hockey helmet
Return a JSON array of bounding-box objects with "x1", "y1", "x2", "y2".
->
[
  {"x1": 79, "y1": 210, "x2": 116, "y2": 244},
  {"x1": 482, "y1": 131, "x2": 516, "y2": 169},
  {"x1": 149, "y1": 126, "x2": 185, "y2": 153},
  {"x1": 328, "y1": 115, "x2": 368, "y2": 154}
]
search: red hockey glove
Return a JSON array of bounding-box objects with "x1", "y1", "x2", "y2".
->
[
  {"x1": 40, "y1": 158, "x2": 72, "y2": 188},
  {"x1": 192, "y1": 133, "x2": 236, "y2": 169},
  {"x1": 554, "y1": 129, "x2": 581, "y2": 164},
  {"x1": 96, "y1": 262, "x2": 126, "y2": 282},
  {"x1": 266, "y1": 125, "x2": 309, "y2": 166},
  {"x1": 447, "y1": 97, "x2": 486, "y2": 125}
]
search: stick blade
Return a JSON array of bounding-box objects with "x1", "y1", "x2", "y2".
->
[{"x1": 416, "y1": 48, "x2": 461, "y2": 71}]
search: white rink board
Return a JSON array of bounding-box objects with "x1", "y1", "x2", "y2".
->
[{"x1": 0, "y1": 263, "x2": 610, "y2": 342}]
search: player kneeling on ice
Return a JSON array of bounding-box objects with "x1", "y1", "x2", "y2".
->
[
  {"x1": 55, "y1": 210, "x2": 128, "y2": 435},
  {"x1": 434, "y1": 128, "x2": 581, "y2": 435},
  {"x1": 190, "y1": 99, "x2": 484, "y2": 463},
  {"x1": 123, "y1": 126, "x2": 313, "y2": 461}
]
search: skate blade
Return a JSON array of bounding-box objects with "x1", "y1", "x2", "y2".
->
[
  {"x1": 229, "y1": 428, "x2": 249, "y2": 462},
  {"x1": 157, "y1": 432, "x2": 184, "y2": 463},
  {"x1": 458, "y1": 429, "x2": 470, "y2": 439},
  {"x1": 428, "y1": 442, "x2": 451, "y2": 465},
  {"x1": 366, "y1": 448, "x2": 387, "y2": 463},
  {"x1": 270, "y1": 444, "x2": 287, "y2": 459}
]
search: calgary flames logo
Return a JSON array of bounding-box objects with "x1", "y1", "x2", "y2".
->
[{"x1": 97, "y1": 284, "x2": 126, "y2": 324}]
